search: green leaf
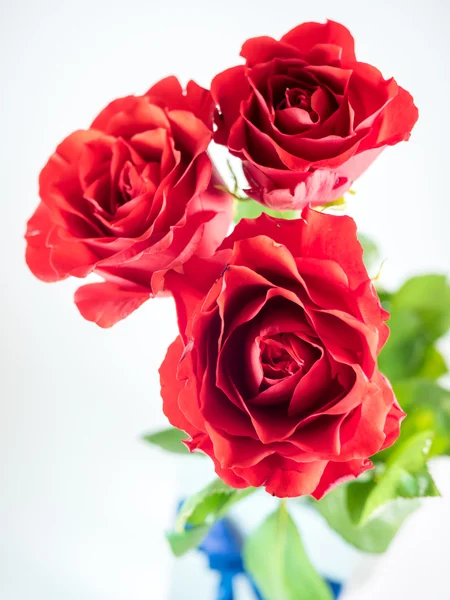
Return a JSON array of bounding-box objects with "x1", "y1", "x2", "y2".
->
[
  {"x1": 319, "y1": 196, "x2": 346, "y2": 211},
  {"x1": 379, "y1": 274, "x2": 450, "y2": 383},
  {"x1": 234, "y1": 197, "x2": 298, "y2": 224},
  {"x1": 393, "y1": 379, "x2": 450, "y2": 456},
  {"x1": 243, "y1": 503, "x2": 332, "y2": 600},
  {"x1": 166, "y1": 526, "x2": 210, "y2": 557},
  {"x1": 392, "y1": 275, "x2": 450, "y2": 342},
  {"x1": 378, "y1": 309, "x2": 428, "y2": 382},
  {"x1": 358, "y1": 233, "x2": 381, "y2": 273},
  {"x1": 167, "y1": 479, "x2": 255, "y2": 556},
  {"x1": 416, "y1": 346, "x2": 448, "y2": 379},
  {"x1": 347, "y1": 431, "x2": 439, "y2": 526},
  {"x1": 142, "y1": 427, "x2": 190, "y2": 455},
  {"x1": 346, "y1": 480, "x2": 377, "y2": 524},
  {"x1": 314, "y1": 484, "x2": 420, "y2": 554}
]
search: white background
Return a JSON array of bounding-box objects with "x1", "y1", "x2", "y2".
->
[{"x1": 1, "y1": 0, "x2": 450, "y2": 598}]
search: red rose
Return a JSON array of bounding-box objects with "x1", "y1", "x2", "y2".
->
[
  {"x1": 25, "y1": 76, "x2": 233, "y2": 327},
  {"x1": 159, "y1": 208, "x2": 404, "y2": 498},
  {"x1": 211, "y1": 20, "x2": 418, "y2": 211}
]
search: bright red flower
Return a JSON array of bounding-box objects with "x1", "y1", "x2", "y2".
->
[
  {"x1": 159, "y1": 208, "x2": 404, "y2": 498},
  {"x1": 25, "y1": 77, "x2": 233, "y2": 327},
  {"x1": 212, "y1": 20, "x2": 418, "y2": 210}
]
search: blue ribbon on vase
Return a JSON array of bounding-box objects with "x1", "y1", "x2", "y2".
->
[{"x1": 197, "y1": 517, "x2": 343, "y2": 600}]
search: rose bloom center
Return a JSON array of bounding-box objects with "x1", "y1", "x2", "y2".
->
[{"x1": 258, "y1": 332, "x2": 320, "y2": 391}]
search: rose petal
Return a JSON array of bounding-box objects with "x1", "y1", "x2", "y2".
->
[
  {"x1": 281, "y1": 20, "x2": 356, "y2": 65},
  {"x1": 312, "y1": 458, "x2": 373, "y2": 500},
  {"x1": 75, "y1": 280, "x2": 152, "y2": 327}
]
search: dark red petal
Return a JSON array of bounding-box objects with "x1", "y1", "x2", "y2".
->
[
  {"x1": 211, "y1": 66, "x2": 251, "y2": 145},
  {"x1": 46, "y1": 233, "x2": 99, "y2": 279},
  {"x1": 375, "y1": 86, "x2": 419, "y2": 146},
  {"x1": 146, "y1": 76, "x2": 216, "y2": 130},
  {"x1": 251, "y1": 168, "x2": 350, "y2": 211},
  {"x1": 221, "y1": 208, "x2": 368, "y2": 290},
  {"x1": 240, "y1": 36, "x2": 303, "y2": 66},
  {"x1": 167, "y1": 109, "x2": 212, "y2": 156},
  {"x1": 197, "y1": 437, "x2": 249, "y2": 488},
  {"x1": 91, "y1": 96, "x2": 169, "y2": 139},
  {"x1": 306, "y1": 43, "x2": 344, "y2": 66},
  {"x1": 233, "y1": 455, "x2": 328, "y2": 498},
  {"x1": 25, "y1": 202, "x2": 61, "y2": 282},
  {"x1": 159, "y1": 336, "x2": 202, "y2": 437},
  {"x1": 213, "y1": 463, "x2": 250, "y2": 488},
  {"x1": 230, "y1": 235, "x2": 302, "y2": 284},
  {"x1": 74, "y1": 280, "x2": 151, "y2": 328},
  {"x1": 348, "y1": 62, "x2": 396, "y2": 128},
  {"x1": 281, "y1": 20, "x2": 356, "y2": 65},
  {"x1": 130, "y1": 128, "x2": 169, "y2": 162},
  {"x1": 295, "y1": 258, "x2": 350, "y2": 307},
  {"x1": 307, "y1": 64, "x2": 352, "y2": 94},
  {"x1": 333, "y1": 146, "x2": 384, "y2": 184},
  {"x1": 185, "y1": 80, "x2": 216, "y2": 130},
  {"x1": 288, "y1": 352, "x2": 331, "y2": 416},
  {"x1": 161, "y1": 250, "x2": 229, "y2": 341},
  {"x1": 307, "y1": 309, "x2": 377, "y2": 377},
  {"x1": 354, "y1": 280, "x2": 390, "y2": 351},
  {"x1": 145, "y1": 76, "x2": 184, "y2": 107},
  {"x1": 338, "y1": 375, "x2": 394, "y2": 458},
  {"x1": 43, "y1": 130, "x2": 104, "y2": 174},
  {"x1": 219, "y1": 211, "x2": 302, "y2": 251},
  {"x1": 312, "y1": 458, "x2": 373, "y2": 500},
  {"x1": 186, "y1": 164, "x2": 233, "y2": 257},
  {"x1": 379, "y1": 374, "x2": 405, "y2": 450},
  {"x1": 39, "y1": 130, "x2": 104, "y2": 222},
  {"x1": 297, "y1": 207, "x2": 368, "y2": 289}
]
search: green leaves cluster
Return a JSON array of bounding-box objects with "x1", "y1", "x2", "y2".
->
[
  {"x1": 378, "y1": 274, "x2": 450, "y2": 384},
  {"x1": 379, "y1": 273, "x2": 450, "y2": 457},
  {"x1": 314, "y1": 484, "x2": 419, "y2": 554},
  {"x1": 394, "y1": 379, "x2": 450, "y2": 457},
  {"x1": 347, "y1": 431, "x2": 439, "y2": 523},
  {"x1": 313, "y1": 430, "x2": 439, "y2": 555},
  {"x1": 312, "y1": 257, "x2": 450, "y2": 554}
]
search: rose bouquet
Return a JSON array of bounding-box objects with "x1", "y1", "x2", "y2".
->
[{"x1": 25, "y1": 19, "x2": 450, "y2": 600}]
